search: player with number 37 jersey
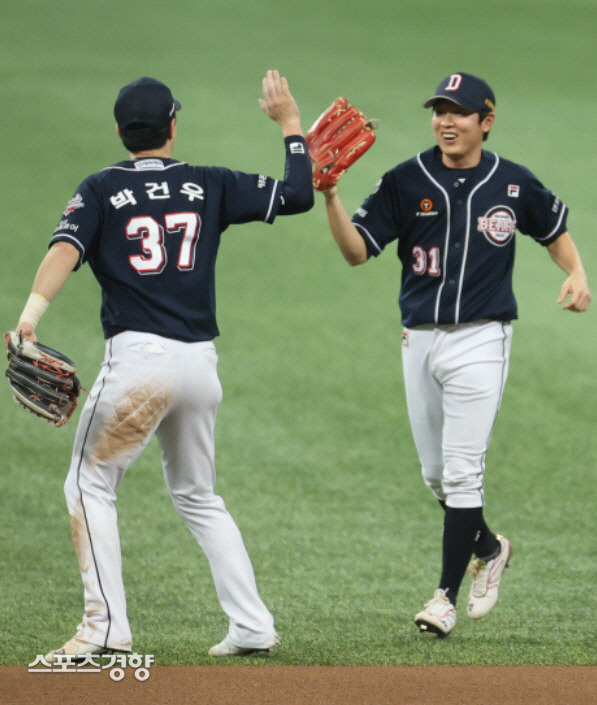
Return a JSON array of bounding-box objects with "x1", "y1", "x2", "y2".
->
[
  {"x1": 54, "y1": 139, "x2": 302, "y2": 341},
  {"x1": 15, "y1": 71, "x2": 312, "y2": 662}
]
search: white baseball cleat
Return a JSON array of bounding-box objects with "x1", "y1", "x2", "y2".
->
[
  {"x1": 415, "y1": 589, "x2": 457, "y2": 638},
  {"x1": 467, "y1": 535, "x2": 513, "y2": 619},
  {"x1": 45, "y1": 636, "x2": 111, "y2": 664},
  {"x1": 208, "y1": 633, "x2": 280, "y2": 656}
]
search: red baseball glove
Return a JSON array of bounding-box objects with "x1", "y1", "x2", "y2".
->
[{"x1": 306, "y1": 97, "x2": 377, "y2": 191}]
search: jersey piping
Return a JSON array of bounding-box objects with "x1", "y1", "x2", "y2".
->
[
  {"x1": 100, "y1": 161, "x2": 190, "y2": 173},
  {"x1": 415, "y1": 153, "x2": 451, "y2": 323},
  {"x1": 538, "y1": 203, "x2": 567, "y2": 241},
  {"x1": 416, "y1": 151, "x2": 500, "y2": 324},
  {"x1": 457, "y1": 155, "x2": 500, "y2": 322},
  {"x1": 50, "y1": 232, "x2": 87, "y2": 261},
  {"x1": 478, "y1": 322, "x2": 511, "y2": 497},
  {"x1": 354, "y1": 223, "x2": 382, "y2": 254},
  {"x1": 265, "y1": 180, "x2": 281, "y2": 222},
  {"x1": 75, "y1": 338, "x2": 115, "y2": 648}
]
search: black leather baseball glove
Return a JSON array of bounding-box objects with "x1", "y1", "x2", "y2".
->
[{"x1": 5, "y1": 330, "x2": 81, "y2": 426}]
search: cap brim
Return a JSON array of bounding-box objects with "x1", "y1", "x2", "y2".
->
[{"x1": 423, "y1": 94, "x2": 467, "y2": 109}]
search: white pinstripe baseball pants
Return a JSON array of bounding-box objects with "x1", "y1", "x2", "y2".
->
[
  {"x1": 63, "y1": 331, "x2": 276, "y2": 651},
  {"x1": 401, "y1": 320, "x2": 512, "y2": 509}
]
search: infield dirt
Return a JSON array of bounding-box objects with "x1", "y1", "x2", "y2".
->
[{"x1": 2, "y1": 665, "x2": 596, "y2": 705}]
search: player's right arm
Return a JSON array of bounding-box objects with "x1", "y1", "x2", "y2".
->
[
  {"x1": 259, "y1": 69, "x2": 303, "y2": 138},
  {"x1": 322, "y1": 186, "x2": 367, "y2": 266},
  {"x1": 257, "y1": 69, "x2": 314, "y2": 216},
  {"x1": 16, "y1": 241, "x2": 80, "y2": 340}
]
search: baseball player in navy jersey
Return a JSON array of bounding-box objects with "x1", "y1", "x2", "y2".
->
[
  {"x1": 14, "y1": 70, "x2": 313, "y2": 659},
  {"x1": 321, "y1": 73, "x2": 591, "y2": 637}
]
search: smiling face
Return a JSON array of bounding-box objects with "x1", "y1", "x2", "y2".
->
[{"x1": 432, "y1": 99, "x2": 495, "y2": 169}]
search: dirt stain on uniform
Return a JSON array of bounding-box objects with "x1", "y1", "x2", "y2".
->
[
  {"x1": 92, "y1": 383, "x2": 172, "y2": 464},
  {"x1": 70, "y1": 499, "x2": 104, "y2": 635},
  {"x1": 70, "y1": 497, "x2": 92, "y2": 575}
]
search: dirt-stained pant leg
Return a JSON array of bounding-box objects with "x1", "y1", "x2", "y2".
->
[
  {"x1": 63, "y1": 332, "x2": 275, "y2": 652},
  {"x1": 63, "y1": 332, "x2": 176, "y2": 651},
  {"x1": 156, "y1": 340, "x2": 276, "y2": 649}
]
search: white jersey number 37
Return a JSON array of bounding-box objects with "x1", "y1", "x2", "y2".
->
[{"x1": 126, "y1": 213, "x2": 201, "y2": 274}]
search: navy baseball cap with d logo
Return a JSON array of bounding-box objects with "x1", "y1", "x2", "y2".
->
[
  {"x1": 114, "y1": 77, "x2": 182, "y2": 131},
  {"x1": 423, "y1": 73, "x2": 496, "y2": 113}
]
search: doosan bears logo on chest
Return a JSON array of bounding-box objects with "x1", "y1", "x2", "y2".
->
[{"x1": 477, "y1": 206, "x2": 516, "y2": 247}]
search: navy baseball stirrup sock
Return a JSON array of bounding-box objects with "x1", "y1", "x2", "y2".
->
[
  {"x1": 475, "y1": 537, "x2": 501, "y2": 562},
  {"x1": 473, "y1": 517, "x2": 500, "y2": 560},
  {"x1": 439, "y1": 506, "x2": 484, "y2": 605}
]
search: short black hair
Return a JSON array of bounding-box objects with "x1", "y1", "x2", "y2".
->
[
  {"x1": 120, "y1": 123, "x2": 170, "y2": 153},
  {"x1": 478, "y1": 110, "x2": 490, "y2": 142}
]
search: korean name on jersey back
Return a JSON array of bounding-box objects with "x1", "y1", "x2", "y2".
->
[{"x1": 50, "y1": 159, "x2": 283, "y2": 342}]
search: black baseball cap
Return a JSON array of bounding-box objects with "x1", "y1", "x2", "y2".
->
[
  {"x1": 114, "y1": 77, "x2": 181, "y2": 131},
  {"x1": 423, "y1": 73, "x2": 495, "y2": 113}
]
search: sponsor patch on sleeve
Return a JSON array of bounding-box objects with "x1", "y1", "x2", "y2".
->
[
  {"x1": 551, "y1": 193, "x2": 562, "y2": 213},
  {"x1": 63, "y1": 193, "x2": 85, "y2": 216}
]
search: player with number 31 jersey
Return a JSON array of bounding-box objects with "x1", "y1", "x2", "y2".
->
[
  {"x1": 320, "y1": 72, "x2": 590, "y2": 639},
  {"x1": 354, "y1": 145, "x2": 569, "y2": 327}
]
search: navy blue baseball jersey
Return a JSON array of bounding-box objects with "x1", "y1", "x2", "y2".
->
[
  {"x1": 352, "y1": 147, "x2": 568, "y2": 327},
  {"x1": 50, "y1": 136, "x2": 312, "y2": 341}
]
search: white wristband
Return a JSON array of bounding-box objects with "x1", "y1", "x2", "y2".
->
[{"x1": 18, "y1": 292, "x2": 50, "y2": 329}]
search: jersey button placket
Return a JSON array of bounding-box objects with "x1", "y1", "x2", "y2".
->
[{"x1": 441, "y1": 189, "x2": 468, "y2": 321}]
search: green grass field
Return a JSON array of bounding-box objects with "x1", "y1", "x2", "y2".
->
[{"x1": 1, "y1": 0, "x2": 596, "y2": 667}]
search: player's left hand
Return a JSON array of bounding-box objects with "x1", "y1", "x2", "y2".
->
[
  {"x1": 306, "y1": 97, "x2": 377, "y2": 192},
  {"x1": 16, "y1": 321, "x2": 37, "y2": 342},
  {"x1": 557, "y1": 271, "x2": 591, "y2": 312},
  {"x1": 5, "y1": 330, "x2": 81, "y2": 426},
  {"x1": 259, "y1": 70, "x2": 302, "y2": 136}
]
